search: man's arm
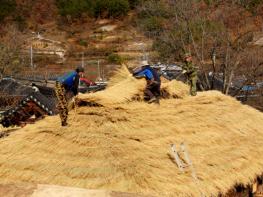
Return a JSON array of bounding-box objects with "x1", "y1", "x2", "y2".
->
[
  {"x1": 134, "y1": 69, "x2": 146, "y2": 79},
  {"x1": 134, "y1": 69, "x2": 154, "y2": 80},
  {"x1": 72, "y1": 74, "x2": 80, "y2": 96}
]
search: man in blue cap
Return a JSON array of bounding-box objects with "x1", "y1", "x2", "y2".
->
[
  {"x1": 133, "y1": 60, "x2": 161, "y2": 104},
  {"x1": 55, "y1": 66, "x2": 84, "y2": 126}
]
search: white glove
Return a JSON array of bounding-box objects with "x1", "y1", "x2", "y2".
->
[
  {"x1": 182, "y1": 70, "x2": 187, "y2": 74},
  {"x1": 72, "y1": 97, "x2": 76, "y2": 103}
]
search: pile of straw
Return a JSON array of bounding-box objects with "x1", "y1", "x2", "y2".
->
[
  {"x1": 0, "y1": 89, "x2": 263, "y2": 196},
  {"x1": 77, "y1": 66, "x2": 189, "y2": 106}
]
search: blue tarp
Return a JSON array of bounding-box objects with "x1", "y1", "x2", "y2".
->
[{"x1": 242, "y1": 85, "x2": 257, "y2": 91}]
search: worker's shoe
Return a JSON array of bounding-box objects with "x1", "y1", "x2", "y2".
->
[
  {"x1": 61, "y1": 122, "x2": 68, "y2": 127},
  {"x1": 148, "y1": 97, "x2": 157, "y2": 104},
  {"x1": 190, "y1": 92, "x2": 197, "y2": 96},
  {"x1": 18, "y1": 122, "x2": 27, "y2": 128},
  {"x1": 155, "y1": 98, "x2": 160, "y2": 105}
]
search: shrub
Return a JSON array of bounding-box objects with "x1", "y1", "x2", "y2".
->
[
  {"x1": 107, "y1": 0, "x2": 130, "y2": 17},
  {"x1": 239, "y1": 0, "x2": 262, "y2": 13},
  {"x1": 140, "y1": 16, "x2": 164, "y2": 33},
  {"x1": 107, "y1": 53, "x2": 124, "y2": 64},
  {"x1": 14, "y1": 15, "x2": 27, "y2": 31},
  {"x1": 203, "y1": 0, "x2": 221, "y2": 6},
  {"x1": 137, "y1": 1, "x2": 169, "y2": 19},
  {"x1": 56, "y1": 0, "x2": 132, "y2": 19},
  {"x1": 79, "y1": 39, "x2": 88, "y2": 47},
  {"x1": 128, "y1": 0, "x2": 141, "y2": 8},
  {"x1": 92, "y1": 0, "x2": 130, "y2": 18},
  {"x1": 0, "y1": 0, "x2": 16, "y2": 22},
  {"x1": 92, "y1": 0, "x2": 108, "y2": 18},
  {"x1": 56, "y1": 0, "x2": 92, "y2": 18}
]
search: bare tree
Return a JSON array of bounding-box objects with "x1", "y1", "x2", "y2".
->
[
  {"x1": 0, "y1": 25, "x2": 26, "y2": 79},
  {"x1": 136, "y1": 0, "x2": 258, "y2": 95}
]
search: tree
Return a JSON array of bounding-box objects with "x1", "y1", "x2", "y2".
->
[
  {"x1": 0, "y1": 25, "x2": 27, "y2": 79},
  {"x1": 0, "y1": 0, "x2": 16, "y2": 22},
  {"x1": 136, "y1": 0, "x2": 258, "y2": 95},
  {"x1": 56, "y1": 0, "x2": 132, "y2": 20}
]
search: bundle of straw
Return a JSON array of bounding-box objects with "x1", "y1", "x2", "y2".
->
[{"x1": 78, "y1": 66, "x2": 190, "y2": 106}]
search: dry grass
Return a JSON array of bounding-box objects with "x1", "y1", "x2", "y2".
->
[
  {"x1": 77, "y1": 66, "x2": 146, "y2": 105},
  {"x1": 0, "y1": 68, "x2": 263, "y2": 196},
  {"x1": 77, "y1": 66, "x2": 189, "y2": 106},
  {"x1": 161, "y1": 80, "x2": 189, "y2": 99}
]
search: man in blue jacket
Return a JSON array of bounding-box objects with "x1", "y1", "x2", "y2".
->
[
  {"x1": 133, "y1": 61, "x2": 161, "y2": 104},
  {"x1": 55, "y1": 67, "x2": 84, "y2": 126}
]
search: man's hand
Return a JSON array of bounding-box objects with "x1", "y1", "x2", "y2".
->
[
  {"x1": 152, "y1": 80, "x2": 159, "y2": 85},
  {"x1": 72, "y1": 97, "x2": 76, "y2": 103},
  {"x1": 134, "y1": 75, "x2": 145, "y2": 79},
  {"x1": 182, "y1": 70, "x2": 187, "y2": 74},
  {"x1": 147, "y1": 78, "x2": 155, "y2": 85}
]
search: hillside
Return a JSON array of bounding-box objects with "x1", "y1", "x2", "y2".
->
[
  {"x1": 0, "y1": 0, "x2": 263, "y2": 80},
  {"x1": 1, "y1": 16, "x2": 153, "y2": 81},
  {"x1": 0, "y1": 0, "x2": 155, "y2": 81}
]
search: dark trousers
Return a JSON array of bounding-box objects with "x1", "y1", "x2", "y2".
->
[
  {"x1": 144, "y1": 81, "x2": 161, "y2": 100},
  {"x1": 55, "y1": 82, "x2": 68, "y2": 125}
]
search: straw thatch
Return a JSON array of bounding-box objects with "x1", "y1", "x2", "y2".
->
[
  {"x1": 0, "y1": 68, "x2": 263, "y2": 196},
  {"x1": 0, "y1": 183, "x2": 150, "y2": 197},
  {"x1": 77, "y1": 66, "x2": 189, "y2": 106}
]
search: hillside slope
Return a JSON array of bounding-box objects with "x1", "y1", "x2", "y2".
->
[
  {"x1": 1, "y1": 0, "x2": 263, "y2": 81},
  {"x1": 14, "y1": 16, "x2": 152, "y2": 80}
]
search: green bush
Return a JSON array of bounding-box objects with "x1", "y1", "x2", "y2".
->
[
  {"x1": 152, "y1": 38, "x2": 181, "y2": 61},
  {"x1": 92, "y1": 0, "x2": 130, "y2": 18},
  {"x1": 107, "y1": 53, "x2": 124, "y2": 64},
  {"x1": 203, "y1": 0, "x2": 221, "y2": 6},
  {"x1": 137, "y1": 1, "x2": 169, "y2": 19},
  {"x1": 56, "y1": 0, "x2": 92, "y2": 18},
  {"x1": 140, "y1": 16, "x2": 164, "y2": 32},
  {"x1": 14, "y1": 15, "x2": 26, "y2": 31},
  {"x1": 128, "y1": 0, "x2": 141, "y2": 8},
  {"x1": 92, "y1": 0, "x2": 108, "y2": 17},
  {"x1": 79, "y1": 39, "x2": 88, "y2": 47},
  {"x1": 107, "y1": 0, "x2": 130, "y2": 18},
  {"x1": 56, "y1": 0, "x2": 132, "y2": 18},
  {"x1": 239, "y1": 0, "x2": 262, "y2": 13},
  {"x1": 0, "y1": 0, "x2": 16, "y2": 22}
]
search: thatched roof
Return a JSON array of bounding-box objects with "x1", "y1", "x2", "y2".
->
[
  {"x1": 0, "y1": 67, "x2": 263, "y2": 196},
  {"x1": 77, "y1": 66, "x2": 189, "y2": 106},
  {"x1": 0, "y1": 183, "x2": 149, "y2": 197}
]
